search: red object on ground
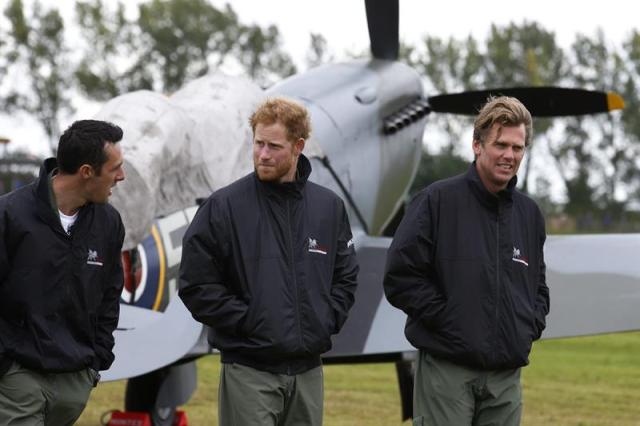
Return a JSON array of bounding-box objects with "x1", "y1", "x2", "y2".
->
[
  {"x1": 108, "y1": 411, "x2": 151, "y2": 426},
  {"x1": 173, "y1": 411, "x2": 188, "y2": 426},
  {"x1": 107, "y1": 410, "x2": 188, "y2": 426}
]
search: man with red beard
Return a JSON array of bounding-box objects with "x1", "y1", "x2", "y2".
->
[
  {"x1": 179, "y1": 97, "x2": 359, "y2": 426},
  {"x1": 384, "y1": 96, "x2": 549, "y2": 426}
]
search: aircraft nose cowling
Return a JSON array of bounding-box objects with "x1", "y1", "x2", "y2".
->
[{"x1": 96, "y1": 73, "x2": 265, "y2": 249}]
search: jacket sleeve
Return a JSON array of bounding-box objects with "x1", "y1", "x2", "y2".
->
[
  {"x1": 533, "y1": 209, "x2": 550, "y2": 340},
  {"x1": 383, "y1": 191, "x2": 447, "y2": 326},
  {"x1": 178, "y1": 198, "x2": 249, "y2": 335},
  {"x1": 0, "y1": 201, "x2": 7, "y2": 357},
  {"x1": 329, "y1": 201, "x2": 359, "y2": 334},
  {"x1": 94, "y1": 213, "x2": 125, "y2": 371},
  {"x1": 0, "y1": 199, "x2": 8, "y2": 287}
]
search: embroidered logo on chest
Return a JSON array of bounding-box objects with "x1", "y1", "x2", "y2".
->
[
  {"x1": 308, "y1": 237, "x2": 328, "y2": 255},
  {"x1": 87, "y1": 249, "x2": 104, "y2": 266},
  {"x1": 512, "y1": 246, "x2": 528, "y2": 267}
]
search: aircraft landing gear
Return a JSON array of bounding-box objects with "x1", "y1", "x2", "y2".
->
[{"x1": 124, "y1": 361, "x2": 197, "y2": 426}]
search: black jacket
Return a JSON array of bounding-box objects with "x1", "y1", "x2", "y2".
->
[
  {"x1": 384, "y1": 163, "x2": 549, "y2": 370},
  {"x1": 179, "y1": 155, "x2": 359, "y2": 374},
  {"x1": 0, "y1": 158, "x2": 125, "y2": 373}
]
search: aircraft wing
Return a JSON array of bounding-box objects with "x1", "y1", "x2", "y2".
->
[
  {"x1": 103, "y1": 225, "x2": 640, "y2": 380},
  {"x1": 326, "y1": 233, "x2": 413, "y2": 359},
  {"x1": 101, "y1": 298, "x2": 202, "y2": 381},
  {"x1": 325, "y1": 232, "x2": 640, "y2": 362},
  {"x1": 543, "y1": 234, "x2": 640, "y2": 338}
]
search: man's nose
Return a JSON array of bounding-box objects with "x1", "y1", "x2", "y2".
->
[
  {"x1": 503, "y1": 146, "x2": 515, "y2": 159},
  {"x1": 259, "y1": 146, "x2": 271, "y2": 159}
]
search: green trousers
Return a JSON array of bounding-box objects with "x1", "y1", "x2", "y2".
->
[
  {"x1": 0, "y1": 361, "x2": 96, "y2": 426},
  {"x1": 219, "y1": 363, "x2": 323, "y2": 426},
  {"x1": 413, "y1": 351, "x2": 522, "y2": 426}
]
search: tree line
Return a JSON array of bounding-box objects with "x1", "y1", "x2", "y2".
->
[
  {"x1": 403, "y1": 23, "x2": 640, "y2": 231},
  {"x1": 1, "y1": 0, "x2": 639, "y2": 231}
]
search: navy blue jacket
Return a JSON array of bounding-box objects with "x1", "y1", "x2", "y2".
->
[
  {"x1": 384, "y1": 163, "x2": 549, "y2": 370},
  {"x1": 179, "y1": 155, "x2": 359, "y2": 374},
  {"x1": 0, "y1": 158, "x2": 125, "y2": 373}
]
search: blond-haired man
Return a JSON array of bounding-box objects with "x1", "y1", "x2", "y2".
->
[{"x1": 384, "y1": 96, "x2": 549, "y2": 425}]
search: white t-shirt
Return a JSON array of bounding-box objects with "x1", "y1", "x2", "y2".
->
[{"x1": 59, "y1": 210, "x2": 79, "y2": 234}]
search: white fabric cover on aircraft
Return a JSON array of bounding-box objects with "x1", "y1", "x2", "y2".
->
[{"x1": 96, "y1": 74, "x2": 266, "y2": 249}]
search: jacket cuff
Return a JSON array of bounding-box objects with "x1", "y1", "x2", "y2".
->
[{"x1": 0, "y1": 355, "x2": 12, "y2": 378}]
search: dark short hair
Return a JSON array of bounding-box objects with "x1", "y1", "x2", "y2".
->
[{"x1": 57, "y1": 120, "x2": 123, "y2": 175}]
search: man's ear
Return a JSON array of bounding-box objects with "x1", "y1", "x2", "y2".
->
[
  {"x1": 79, "y1": 164, "x2": 95, "y2": 179},
  {"x1": 472, "y1": 139, "x2": 482, "y2": 156},
  {"x1": 294, "y1": 138, "x2": 305, "y2": 156}
]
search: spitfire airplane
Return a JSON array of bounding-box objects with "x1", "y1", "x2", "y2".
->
[{"x1": 89, "y1": 0, "x2": 636, "y2": 423}]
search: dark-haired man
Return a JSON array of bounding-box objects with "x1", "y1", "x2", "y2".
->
[
  {"x1": 384, "y1": 96, "x2": 549, "y2": 425},
  {"x1": 180, "y1": 97, "x2": 359, "y2": 426},
  {"x1": 0, "y1": 120, "x2": 126, "y2": 425}
]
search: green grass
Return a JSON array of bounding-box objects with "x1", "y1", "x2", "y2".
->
[
  {"x1": 78, "y1": 332, "x2": 640, "y2": 425},
  {"x1": 522, "y1": 332, "x2": 640, "y2": 425}
]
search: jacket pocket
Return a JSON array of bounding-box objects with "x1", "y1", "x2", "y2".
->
[
  {"x1": 238, "y1": 298, "x2": 259, "y2": 337},
  {"x1": 303, "y1": 304, "x2": 333, "y2": 354}
]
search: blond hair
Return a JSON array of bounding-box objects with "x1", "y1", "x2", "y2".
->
[{"x1": 473, "y1": 96, "x2": 533, "y2": 146}]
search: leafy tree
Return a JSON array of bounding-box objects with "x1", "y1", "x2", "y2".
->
[
  {"x1": 624, "y1": 30, "x2": 640, "y2": 138},
  {"x1": 233, "y1": 23, "x2": 296, "y2": 87},
  {"x1": 621, "y1": 30, "x2": 640, "y2": 204},
  {"x1": 305, "y1": 33, "x2": 333, "y2": 69},
  {"x1": 136, "y1": 0, "x2": 240, "y2": 92},
  {"x1": 74, "y1": 0, "x2": 152, "y2": 100},
  {"x1": 74, "y1": 0, "x2": 296, "y2": 96},
  {"x1": 403, "y1": 35, "x2": 481, "y2": 155},
  {"x1": 0, "y1": 29, "x2": 8, "y2": 80},
  {"x1": 409, "y1": 147, "x2": 468, "y2": 195},
  {"x1": 483, "y1": 22, "x2": 565, "y2": 87},
  {"x1": 404, "y1": 22, "x2": 640, "y2": 224},
  {"x1": 1, "y1": 0, "x2": 73, "y2": 153},
  {"x1": 482, "y1": 22, "x2": 566, "y2": 194},
  {"x1": 548, "y1": 30, "x2": 637, "y2": 223},
  {"x1": 406, "y1": 23, "x2": 566, "y2": 194}
]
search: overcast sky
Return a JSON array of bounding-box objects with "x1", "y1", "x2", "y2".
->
[
  {"x1": 212, "y1": 0, "x2": 637, "y2": 65},
  {"x1": 1, "y1": 0, "x2": 637, "y2": 156}
]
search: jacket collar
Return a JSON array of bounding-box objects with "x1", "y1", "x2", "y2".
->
[
  {"x1": 466, "y1": 161, "x2": 516, "y2": 208},
  {"x1": 255, "y1": 153, "x2": 312, "y2": 198},
  {"x1": 36, "y1": 158, "x2": 58, "y2": 200},
  {"x1": 35, "y1": 158, "x2": 61, "y2": 227},
  {"x1": 35, "y1": 157, "x2": 92, "y2": 233}
]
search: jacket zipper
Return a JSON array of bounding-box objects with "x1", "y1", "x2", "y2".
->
[
  {"x1": 52, "y1": 217, "x2": 74, "y2": 302},
  {"x1": 286, "y1": 199, "x2": 304, "y2": 351}
]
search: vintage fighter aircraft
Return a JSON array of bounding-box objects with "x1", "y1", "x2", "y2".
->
[{"x1": 92, "y1": 0, "x2": 635, "y2": 423}]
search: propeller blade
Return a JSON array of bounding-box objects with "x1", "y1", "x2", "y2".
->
[
  {"x1": 427, "y1": 87, "x2": 625, "y2": 117},
  {"x1": 364, "y1": 0, "x2": 399, "y2": 60}
]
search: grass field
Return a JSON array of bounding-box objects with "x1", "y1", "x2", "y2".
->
[{"x1": 78, "y1": 331, "x2": 640, "y2": 425}]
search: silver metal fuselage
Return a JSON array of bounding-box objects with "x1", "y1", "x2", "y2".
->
[{"x1": 269, "y1": 59, "x2": 426, "y2": 235}]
